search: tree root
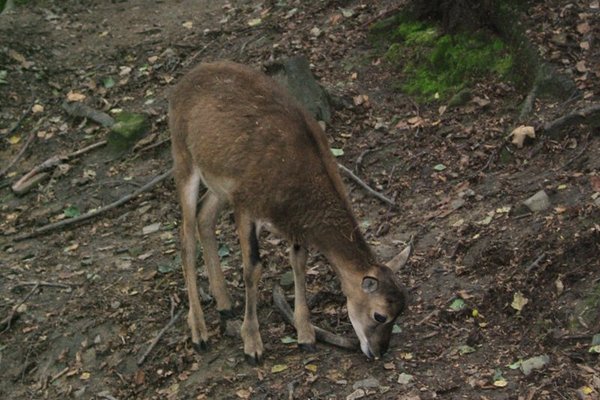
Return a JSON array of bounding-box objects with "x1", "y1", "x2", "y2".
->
[
  {"x1": 272, "y1": 284, "x2": 359, "y2": 350},
  {"x1": 13, "y1": 169, "x2": 173, "y2": 241}
]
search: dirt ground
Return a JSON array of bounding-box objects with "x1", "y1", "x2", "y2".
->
[{"x1": 1, "y1": 0, "x2": 599, "y2": 399}]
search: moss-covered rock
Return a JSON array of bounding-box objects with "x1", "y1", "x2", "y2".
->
[{"x1": 108, "y1": 112, "x2": 149, "y2": 153}]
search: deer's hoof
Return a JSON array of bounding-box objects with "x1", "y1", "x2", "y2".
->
[
  {"x1": 192, "y1": 340, "x2": 208, "y2": 352},
  {"x1": 244, "y1": 352, "x2": 263, "y2": 366},
  {"x1": 298, "y1": 342, "x2": 317, "y2": 353}
]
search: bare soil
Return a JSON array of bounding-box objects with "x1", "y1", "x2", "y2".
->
[{"x1": 1, "y1": 1, "x2": 599, "y2": 399}]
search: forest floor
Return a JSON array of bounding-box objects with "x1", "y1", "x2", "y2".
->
[{"x1": 1, "y1": 0, "x2": 599, "y2": 399}]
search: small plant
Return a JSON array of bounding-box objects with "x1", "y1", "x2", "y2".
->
[{"x1": 375, "y1": 15, "x2": 513, "y2": 100}]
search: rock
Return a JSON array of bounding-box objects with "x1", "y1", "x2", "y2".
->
[
  {"x1": 448, "y1": 88, "x2": 473, "y2": 107},
  {"x1": 523, "y1": 190, "x2": 551, "y2": 212},
  {"x1": 279, "y1": 270, "x2": 295, "y2": 288},
  {"x1": 266, "y1": 55, "x2": 331, "y2": 123},
  {"x1": 108, "y1": 112, "x2": 149, "y2": 152},
  {"x1": 352, "y1": 377, "x2": 379, "y2": 390},
  {"x1": 520, "y1": 354, "x2": 550, "y2": 376},
  {"x1": 397, "y1": 372, "x2": 414, "y2": 385}
]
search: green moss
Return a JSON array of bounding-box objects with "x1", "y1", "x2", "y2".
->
[{"x1": 376, "y1": 15, "x2": 513, "y2": 100}]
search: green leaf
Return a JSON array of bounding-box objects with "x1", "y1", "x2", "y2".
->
[
  {"x1": 103, "y1": 77, "x2": 115, "y2": 88},
  {"x1": 281, "y1": 336, "x2": 297, "y2": 344},
  {"x1": 64, "y1": 205, "x2": 81, "y2": 218},
  {"x1": 508, "y1": 360, "x2": 522, "y2": 370},
  {"x1": 449, "y1": 298, "x2": 465, "y2": 311},
  {"x1": 588, "y1": 345, "x2": 600, "y2": 354},
  {"x1": 591, "y1": 334, "x2": 600, "y2": 346},
  {"x1": 0, "y1": 70, "x2": 7, "y2": 84},
  {"x1": 271, "y1": 364, "x2": 288, "y2": 373},
  {"x1": 433, "y1": 163, "x2": 447, "y2": 171},
  {"x1": 392, "y1": 324, "x2": 402, "y2": 334},
  {"x1": 217, "y1": 244, "x2": 230, "y2": 258},
  {"x1": 458, "y1": 345, "x2": 476, "y2": 355},
  {"x1": 330, "y1": 148, "x2": 344, "y2": 157},
  {"x1": 158, "y1": 264, "x2": 174, "y2": 274}
]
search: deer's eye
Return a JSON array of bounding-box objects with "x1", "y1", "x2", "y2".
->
[{"x1": 374, "y1": 312, "x2": 387, "y2": 324}]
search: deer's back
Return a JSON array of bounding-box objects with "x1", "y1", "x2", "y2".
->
[{"x1": 169, "y1": 62, "x2": 352, "y2": 243}]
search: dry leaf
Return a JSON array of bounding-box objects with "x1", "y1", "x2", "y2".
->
[
  {"x1": 576, "y1": 60, "x2": 588, "y2": 73},
  {"x1": 577, "y1": 22, "x2": 590, "y2": 34},
  {"x1": 511, "y1": 291, "x2": 528, "y2": 312},
  {"x1": 32, "y1": 104, "x2": 44, "y2": 113},
  {"x1": 510, "y1": 125, "x2": 535, "y2": 148},
  {"x1": 182, "y1": 21, "x2": 193, "y2": 29},
  {"x1": 67, "y1": 90, "x2": 86, "y2": 102}
]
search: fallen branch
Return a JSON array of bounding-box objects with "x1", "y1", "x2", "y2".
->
[
  {"x1": 337, "y1": 163, "x2": 395, "y2": 207},
  {"x1": 0, "y1": 131, "x2": 35, "y2": 179},
  {"x1": 272, "y1": 284, "x2": 359, "y2": 350},
  {"x1": 62, "y1": 101, "x2": 115, "y2": 127},
  {"x1": 14, "y1": 281, "x2": 72, "y2": 290},
  {"x1": 543, "y1": 103, "x2": 600, "y2": 137},
  {"x1": 137, "y1": 307, "x2": 184, "y2": 365},
  {"x1": 13, "y1": 169, "x2": 173, "y2": 241},
  {"x1": 1, "y1": 282, "x2": 40, "y2": 334},
  {"x1": 360, "y1": 5, "x2": 402, "y2": 29},
  {"x1": 11, "y1": 140, "x2": 107, "y2": 195}
]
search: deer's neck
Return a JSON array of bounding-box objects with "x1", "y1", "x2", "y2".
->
[{"x1": 310, "y1": 207, "x2": 375, "y2": 278}]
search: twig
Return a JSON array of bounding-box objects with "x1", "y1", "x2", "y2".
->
[
  {"x1": 0, "y1": 131, "x2": 35, "y2": 179},
  {"x1": 134, "y1": 137, "x2": 170, "y2": 154},
  {"x1": 137, "y1": 307, "x2": 184, "y2": 365},
  {"x1": 62, "y1": 101, "x2": 115, "y2": 127},
  {"x1": 1, "y1": 282, "x2": 40, "y2": 334},
  {"x1": 14, "y1": 281, "x2": 72, "y2": 289},
  {"x1": 272, "y1": 284, "x2": 359, "y2": 350},
  {"x1": 11, "y1": 139, "x2": 107, "y2": 194},
  {"x1": 337, "y1": 163, "x2": 395, "y2": 206},
  {"x1": 525, "y1": 252, "x2": 547, "y2": 273},
  {"x1": 13, "y1": 169, "x2": 173, "y2": 241},
  {"x1": 562, "y1": 133, "x2": 590, "y2": 170},
  {"x1": 360, "y1": 5, "x2": 402, "y2": 29}
]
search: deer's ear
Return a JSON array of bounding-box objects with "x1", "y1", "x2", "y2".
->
[
  {"x1": 385, "y1": 242, "x2": 413, "y2": 273},
  {"x1": 362, "y1": 276, "x2": 379, "y2": 293}
]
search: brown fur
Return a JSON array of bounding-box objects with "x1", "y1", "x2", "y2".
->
[{"x1": 170, "y1": 61, "x2": 406, "y2": 362}]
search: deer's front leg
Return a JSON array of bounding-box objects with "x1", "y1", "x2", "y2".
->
[
  {"x1": 290, "y1": 244, "x2": 316, "y2": 351},
  {"x1": 236, "y1": 213, "x2": 264, "y2": 365}
]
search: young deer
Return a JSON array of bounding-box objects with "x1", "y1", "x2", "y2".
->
[{"x1": 169, "y1": 61, "x2": 407, "y2": 363}]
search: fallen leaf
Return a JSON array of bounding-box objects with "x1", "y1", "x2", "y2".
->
[
  {"x1": 32, "y1": 104, "x2": 44, "y2": 113},
  {"x1": 510, "y1": 125, "x2": 535, "y2": 148},
  {"x1": 236, "y1": 389, "x2": 251, "y2": 399},
  {"x1": 305, "y1": 364, "x2": 317, "y2": 373},
  {"x1": 577, "y1": 22, "x2": 591, "y2": 34},
  {"x1": 576, "y1": 60, "x2": 588, "y2": 73},
  {"x1": 80, "y1": 371, "x2": 91, "y2": 380},
  {"x1": 397, "y1": 372, "x2": 413, "y2": 385},
  {"x1": 182, "y1": 21, "x2": 193, "y2": 29},
  {"x1": 458, "y1": 345, "x2": 476, "y2": 355},
  {"x1": 433, "y1": 163, "x2": 446, "y2": 172},
  {"x1": 511, "y1": 292, "x2": 528, "y2": 312},
  {"x1": 67, "y1": 90, "x2": 86, "y2": 102},
  {"x1": 281, "y1": 336, "x2": 296, "y2": 344},
  {"x1": 247, "y1": 18, "x2": 262, "y2": 27},
  {"x1": 449, "y1": 298, "x2": 465, "y2": 311},
  {"x1": 8, "y1": 135, "x2": 21, "y2": 145},
  {"x1": 271, "y1": 364, "x2": 288, "y2": 373},
  {"x1": 330, "y1": 148, "x2": 344, "y2": 157}
]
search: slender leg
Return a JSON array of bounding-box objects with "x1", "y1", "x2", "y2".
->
[
  {"x1": 175, "y1": 169, "x2": 208, "y2": 350},
  {"x1": 236, "y1": 212, "x2": 263, "y2": 364},
  {"x1": 290, "y1": 244, "x2": 316, "y2": 351},
  {"x1": 197, "y1": 191, "x2": 233, "y2": 316}
]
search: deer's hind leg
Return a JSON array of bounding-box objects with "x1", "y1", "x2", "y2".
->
[{"x1": 174, "y1": 167, "x2": 209, "y2": 350}]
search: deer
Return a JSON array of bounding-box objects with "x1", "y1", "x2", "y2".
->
[{"x1": 169, "y1": 61, "x2": 407, "y2": 364}]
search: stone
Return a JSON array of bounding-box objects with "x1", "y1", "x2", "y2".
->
[{"x1": 523, "y1": 190, "x2": 551, "y2": 212}]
